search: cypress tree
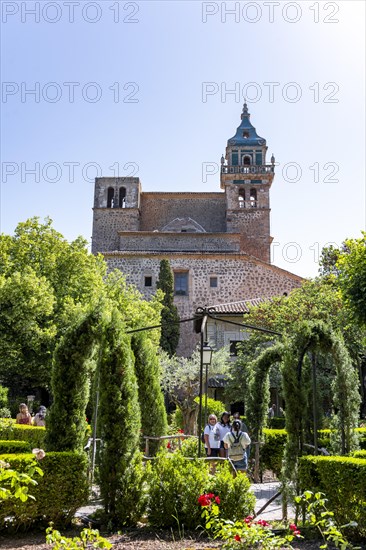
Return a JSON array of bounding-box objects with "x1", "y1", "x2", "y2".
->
[
  {"x1": 156, "y1": 259, "x2": 180, "y2": 356},
  {"x1": 99, "y1": 310, "x2": 145, "y2": 527},
  {"x1": 131, "y1": 333, "x2": 168, "y2": 455},
  {"x1": 46, "y1": 309, "x2": 99, "y2": 452}
]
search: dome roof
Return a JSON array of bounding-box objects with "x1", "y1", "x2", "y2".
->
[{"x1": 227, "y1": 103, "x2": 266, "y2": 147}]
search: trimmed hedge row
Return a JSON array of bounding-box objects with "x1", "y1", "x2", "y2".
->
[
  {"x1": 298, "y1": 455, "x2": 366, "y2": 537},
  {"x1": 0, "y1": 423, "x2": 46, "y2": 449},
  {"x1": 0, "y1": 440, "x2": 31, "y2": 453},
  {"x1": 351, "y1": 450, "x2": 366, "y2": 459},
  {"x1": 261, "y1": 429, "x2": 287, "y2": 475},
  {"x1": 0, "y1": 451, "x2": 89, "y2": 530}
]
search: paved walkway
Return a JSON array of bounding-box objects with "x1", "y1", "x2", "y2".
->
[
  {"x1": 77, "y1": 482, "x2": 295, "y2": 524},
  {"x1": 251, "y1": 481, "x2": 295, "y2": 521}
]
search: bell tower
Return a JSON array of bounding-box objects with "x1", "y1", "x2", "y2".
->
[{"x1": 221, "y1": 103, "x2": 275, "y2": 263}]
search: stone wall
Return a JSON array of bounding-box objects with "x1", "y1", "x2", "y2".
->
[
  {"x1": 140, "y1": 193, "x2": 227, "y2": 232},
  {"x1": 104, "y1": 252, "x2": 302, "y2": 356},
  {"x1": 226, "y1": 209, "x2": 271, "y2": 262},
  {"x1": 118, "y1": 232, "x2": 241, "y2": 253},
  {"x1": 92, "y1": 208, "x2": 140, "y2": 253}
]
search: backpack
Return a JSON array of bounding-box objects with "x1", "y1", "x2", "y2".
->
[{"x1": 228, "y1": 432, "x2": 244, "y2": 461}]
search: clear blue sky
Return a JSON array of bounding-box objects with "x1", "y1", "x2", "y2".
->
[{"x1": 1, "y1": 0, "x2": 365, "y2": 278}]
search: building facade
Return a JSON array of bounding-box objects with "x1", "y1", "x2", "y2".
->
[{"x1": 92, "y1": 104, "x2": 303, "y2": 355}]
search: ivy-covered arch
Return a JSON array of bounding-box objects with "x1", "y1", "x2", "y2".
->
[
  {"x1": 247, "y1": 320, "x2": 360, "y2": 482},
  {"x1": 246, "y1": 343, "x2": 285, "y2": 443}
]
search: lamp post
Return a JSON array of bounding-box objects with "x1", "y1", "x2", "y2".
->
[{"x1": 197, "y1": 312, "x2": 213, "y2": 457}]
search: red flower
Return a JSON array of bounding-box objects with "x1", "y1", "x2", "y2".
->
[
  {"x1": 178, "y1": 429, "x2": 184, "y2": 433},
  {"x1": 244, "y1": 515, "x2": 254, "y2": 524},
  {"x1": 234, "y1": 534, "x2": 241, "y2": 541},
  {"x1": 207, "y1": 493, "x2": 214, "y2": 498},
  {"x1": 167, "y1": 442, "x2": 171, "y2": 449},
  {"x1": 215, "y1": 496, "x2": 220, "y2": 504},
  {"x1": 198, "y1": 494, "x2": 211, "y2": 507},
  {"x1": 257, "y1": 519, "x2": 270, "y2": 527},
  {"x1": 289, "y1": 523, "x2": 297, "y2": 531},
  {"x1": 294, "y1": 529, "x2": 301, "y2": 537}
]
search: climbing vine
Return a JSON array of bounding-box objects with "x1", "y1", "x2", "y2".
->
[
  {"x1": 246, "y1": 320, "x2": 360, "y2": 500},
  {"x1": 246, "y1": 343, "x2": 284, "y2": 442}
]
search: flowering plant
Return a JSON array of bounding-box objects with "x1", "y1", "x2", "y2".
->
[{"x1": 198, "y1": 493, "x2": 301, "y2": 549}]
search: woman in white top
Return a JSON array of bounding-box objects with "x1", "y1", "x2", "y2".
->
[
  {"x1": 204, "y1": 414, "x2": 220, "y2": 457},
  {"x1": 215, "y1": 411, "x2": 231, "y2": 458}
]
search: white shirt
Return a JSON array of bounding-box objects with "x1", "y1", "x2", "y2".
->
[
  {"x1": 215, "y1": 422, "x2": 231, "y2": 443},
  {"x1": 204, "y1": 423, "x2": 220, "y2": 449}
]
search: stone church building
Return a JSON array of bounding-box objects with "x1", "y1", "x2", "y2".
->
[{"x1": 92, "y1": 104, "x2": 303, "y2": 355}]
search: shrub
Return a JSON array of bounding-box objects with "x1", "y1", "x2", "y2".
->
[
  {"x1": 131, "y1": 333, "x2": 167, "y2": 455},
  {"x1": 208, "y1": 462, "x2": 255, "y2": 521},
  {"x1": 0, "y1": 451, "x2": 89, "y2": 530},
  {"x1": 99, "y1": 311, "x2": 145, "y2": 528},
  {"x1": 0, "y1": 423, "x2": 46, "y2": 449},
  {"x1": 0, "y1": 440, "x2": 31, "y2": 453},
  {"x1": 260, "y1": 429, "x2": 287, "y2": 476},
  {"x1": 180, "y1": 436, "x2": 199, "y2": 457},
  {"x1": 298, "y1": 455, "x2": 366, "y2": 538},
  {"x1": 267, "y1": 416, "x2": 286, "y2": 430},
  {"x1": 146, "y1": 449, "x2": 256, "y2": 530},
  {"x1": 46, "y1": 309, "x2": 99, "y2": 452},
  {"x1": 146, "y1": 450, "x2": 209, "y2": 529},
  {"x1": 351, "y1": 450, "x2": 366, "y2": 459}
]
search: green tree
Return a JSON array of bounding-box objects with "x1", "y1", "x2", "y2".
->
[
  {"x1": 46, "y1": 308, "x2": 101, "y2": 452},
  {"x1": 131, "y1": 333, "x2": 167, "y2": 454},
  {"x1": 0, "y1": 218, "x2": 106, "y2": 396},
  {"x1": 99, "y1": 310, "x2": 145, "y2": 527},
  {"x1": 227, "y1": 277, "x2": 365, "y2": 422},
  {"x1": 156, "y1": 260, "x2": 180, "y2": 356},
  {"x1": 336, "y1": 232, "x2": 366, "y2": 326},
  {"x1": 0, "y1": 268, "x2": 56, "y2": 394},
  {"x1": 160, "y1": 347, "x2": 230, "y2": 434}
]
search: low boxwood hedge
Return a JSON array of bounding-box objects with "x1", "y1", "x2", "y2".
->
[
  {"x1": 260, "y1": 429, "x2": 287, "y2": 476},
  {"x1": 0, "y1": 440, "x2": 31, "y2": 453},
  {"x1": 298, "y1": 455, "x2": 366, "y2": 538},
  {"x1": 0, "y1": 451, "x2": 89, "y2": 530},
  {"x1": 351, "y1": 450, "x2": 366, "y2": 459},
  {"x1": 0, "y1": 423, "x2": 46, "y2": 449}
]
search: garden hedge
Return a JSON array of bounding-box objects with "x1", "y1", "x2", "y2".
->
[
  {"x1": 351, "y1": 450, "x2": 366, "y2": 459},
  {"x1": 298, "y1": 455, "x2": 366, "y2": 538},
  {"x1": 260, "y1": 429, "x2": 287, "y2": 475},
  {"x1": 260, "y1": 428, "x2": 366, "y2": 476},
  {"x1": 0, "y1": 423, "x2": 46, "y2": 449},
  {"x1": 0, "y1": 440, "x2": 31, "y2": 453},
  {"x1": 0, "y1": 451, "x2": 89, "y2": 530}
]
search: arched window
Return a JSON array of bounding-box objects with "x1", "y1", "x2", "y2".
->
[
  {"x1": 238, "y1": 189, "x2": 245, "y2": 208},
  {"x1": 243, "y1": 156, "x2": 251, "y2": 166},
  {"x1": 119, "y1": 187, "x2": 126, "y2": 208},
  {"x1": 250, "y1": 188, "x2": 257, "y2": 208},
  {"x1": 107, "y1": 187, "x2": 114, "y2": 208}
]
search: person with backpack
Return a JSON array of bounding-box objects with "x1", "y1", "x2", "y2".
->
[
  {"x1": 203, "y1": 414, "x2": 220, "y2": 457},
  {"x1": 223, "y1": 419, "x2": 251, "y2": 472}
]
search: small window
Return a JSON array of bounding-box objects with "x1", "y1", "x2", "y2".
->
[
  {"x1": 174, "y1": 272, "x2": 188, "y2": 296},
  {"x1": 243, "y1": 155, "x2": 251, "y2": 165},
  {"x1": 250, "y1": 188, "x2": 257, "y2": 207},
  {"x1": 210, "y1": 276, "x2": 218, "y2": 288},
  {"x1": 243, "y1": 132, "x2": 249, "y2": 139},
  {"x1": 107, "y1": 187, "x2": 114, "y2": 208},
  {"x1": 119, "y1": 187, "x2": 126, "y2": 208},
  {"x1": 144, "y1": 276, "x2": 152, "y2": 287}
]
